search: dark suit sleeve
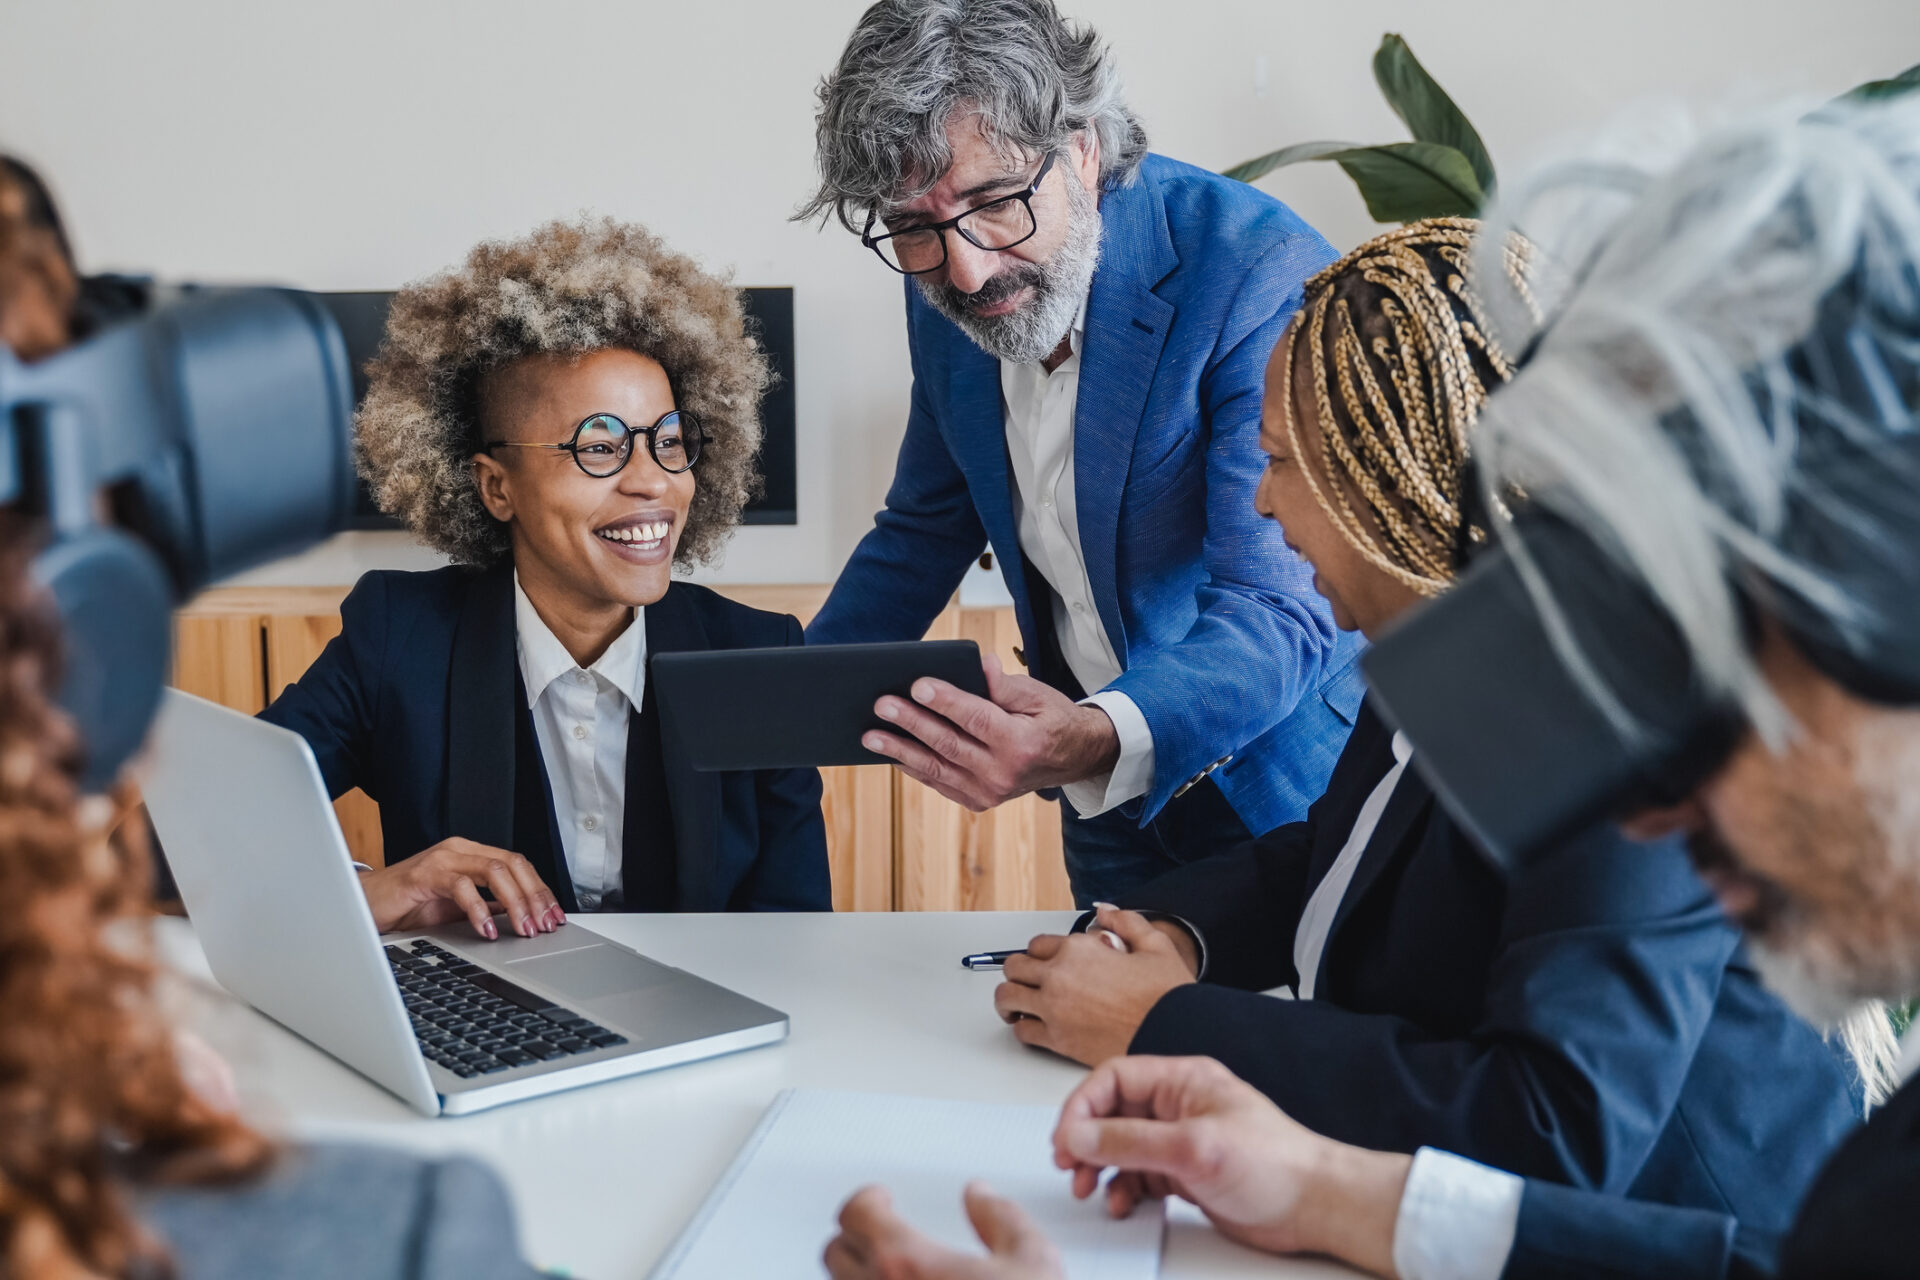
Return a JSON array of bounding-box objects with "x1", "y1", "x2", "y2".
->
[
  {"x1": 1133, "y1": 824, "x2": 1742, "y2": 1190},
  {"x1": 1502, "y1": 1178, "x2": 1777, "y2": 1280},
  {"x1": 1123, "y1": 819, "x2": 1315, "y2": 989},
  {"x1": 258, "y1": 574, "x2": 391, "y2": 801},
  {"x1": 806, "y1": 301, "x2": 986, "y2": 646},
  {"x1": 731, "y1": 613, "x2": 832, "y2": 911}
]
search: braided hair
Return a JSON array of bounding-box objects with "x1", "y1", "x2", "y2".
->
[{"x1": 1277, "y1": 217, "x2": 1537, "y2": 597}]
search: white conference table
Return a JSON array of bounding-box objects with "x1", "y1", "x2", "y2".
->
[{"x1": 157, "y1": 910, "x2": 1358, "y2": 1280}]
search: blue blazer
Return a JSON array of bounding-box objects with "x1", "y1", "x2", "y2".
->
[
  {"x1": 1124, "y1": 701, "x2": 1860, "y2": 1240},
  {"x1": 808, "y1": 154, "x2": 1366, "y2": 833},
  {"x1": 261, "y1": 565, "x2": 829, "y2": 913}
]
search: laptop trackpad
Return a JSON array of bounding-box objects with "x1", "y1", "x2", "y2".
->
[{"x1": 506, "y1": 945, "x2": 676, "y2": 1002}]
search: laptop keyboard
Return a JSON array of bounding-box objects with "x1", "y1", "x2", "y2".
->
[{"x1": 385, "y1": 940, "x2": 629, "y2": 1079}]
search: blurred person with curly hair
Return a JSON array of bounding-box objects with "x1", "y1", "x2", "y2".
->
[
  {"x1": 263, "y1": 217, "x2": 828, "y2": 941},
  {"x1": 0, "y1": 503, "x2": 546, "y2": 1275},
  {"x1": 0, "y1": 157, "x2": 79, "y2": 361}
]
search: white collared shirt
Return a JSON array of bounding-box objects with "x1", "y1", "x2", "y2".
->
[
  {"x1": 513, "y1": 573, "x2": 646, "y2": 911},
  {"x1": 1290, "y1": 731, "x2": 1414, "y2": 1000},
  {"x1": 999, "y1": 291, "x2": 1155, "y2": 817}
]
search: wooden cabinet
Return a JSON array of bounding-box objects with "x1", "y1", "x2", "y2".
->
[
  {"x1": 170, "y1": 588, "x2": 386, "y2": 870},
  {"x1": 170, "y1": 584, "x2": 1071, "y2": 913}
]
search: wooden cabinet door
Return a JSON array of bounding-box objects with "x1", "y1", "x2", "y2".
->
[
  {"x1": 894, "y1": 605, "x2": 1073, "y2": 911},
  {"x1": 260, "y1": 613, "x2": 386, "y2": 868},
  {"x1": 171, "y1": 615, "x2": 267, "y2": 713},
  {"x1": 821, "y1": 765, "x2": 892, "y2": 911}
]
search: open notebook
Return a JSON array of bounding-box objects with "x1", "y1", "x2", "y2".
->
[{"x1": 651, "y1": 1089, "x2": 1166, "y2": 1279}]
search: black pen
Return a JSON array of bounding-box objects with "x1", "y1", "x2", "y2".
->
[{"x1": 960, "y1": 949, "x2": 1023, "y2": 970}]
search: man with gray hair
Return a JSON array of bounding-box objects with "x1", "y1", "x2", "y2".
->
[
  {"x1": 821, "y1": 93, "x2": 1920, "y2": 1280},
  {"x1": 802, "y1": 0, "x2": 1363, "y2": 903}
]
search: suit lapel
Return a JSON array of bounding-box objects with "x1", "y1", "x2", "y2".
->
[
  {"x1": 1313, "y1": 727, "x2": 1432, "y2": 997},
  {"x1": 1073, "y1": 180, "x2": 1176, "y2": 656},
  {"x1": 445, "y1": 563, "x2": 580, "y2": 913},
  {"x1": 445, "y1": 564, "x2": 517, "y2": 851},
  {"x1": 510, "y1": 675, "x2": 580, "y2": 915},
  {"x1": 644, "y1": 585, "x2": 722, "y2": 909}
]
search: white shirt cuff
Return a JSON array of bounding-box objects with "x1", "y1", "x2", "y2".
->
[
  {"x1": 1392, "y1": 1147, "x2": 1525, "y2": 1280},
  {"x1": 1060, "y1": 690, "x2": 1156, "y2": 818}
]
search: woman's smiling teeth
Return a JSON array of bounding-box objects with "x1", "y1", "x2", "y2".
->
[{"x1": 596, "y1": 520, "x2": 671, "y2": 546}]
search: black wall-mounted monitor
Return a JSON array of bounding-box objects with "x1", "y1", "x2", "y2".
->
[{"x1": 314, "y1": 286, "x2": 798, "y2": 529}]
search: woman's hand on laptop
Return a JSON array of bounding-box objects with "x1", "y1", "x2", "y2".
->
[{"x1": 355, "y1": 838, "x2": 566, "y2": 940}]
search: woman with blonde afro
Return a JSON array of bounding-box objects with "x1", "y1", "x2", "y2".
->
[{"x1": 263, "y1": 218, "x2": 829, "y2": 966}]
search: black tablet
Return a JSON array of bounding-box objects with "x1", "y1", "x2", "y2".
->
[{"x1": 651, "y1": 640, "x2": 989, "y2": 772}]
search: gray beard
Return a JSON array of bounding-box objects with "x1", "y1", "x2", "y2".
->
[
  {"x1": 1747, "y1": 938, "x2": 1867, "y2": 1029},
  {"x1": 915, "y1": 176, "x2": 1103, "y2": 365}
]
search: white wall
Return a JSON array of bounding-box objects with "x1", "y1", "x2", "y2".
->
[{"x1": 2, "y1": 0, "x2": 1912, "y2": 587}]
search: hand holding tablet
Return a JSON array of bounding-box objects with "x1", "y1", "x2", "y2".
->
[
  {"x1": 862, "y1": 652, "x2": 1123, "y2": 811},
  {"x1": 652, "y1": 642, "x2": 1122, "y2": 813}
]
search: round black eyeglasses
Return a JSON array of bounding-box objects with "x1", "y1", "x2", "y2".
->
[
  {"x1": 482, "y1": 410, "x2": 706, "y2": 478},
  {"x1": 861, "y1": 151, "x2": 1058, "y2": 275}
]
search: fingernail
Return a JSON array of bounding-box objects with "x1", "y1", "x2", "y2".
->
[
  {"x1": 552, "y1": 908, "x2": 568, "y2": 926},
  {"x1": 1092, "y1": 901, "x2": 1117, "y2": 911},
  {"x1": 481, "y1": 918, "x2": 497, "y2": 940},
  {"x1": 875, "y1": 703, "x2": 897, "y2": 722},
  {"x1": 912, "y1": 681, "x2": 934, "y2": 703},
  {"x1": 863, "y1": 733, "x2": 885, "y2": 751}
]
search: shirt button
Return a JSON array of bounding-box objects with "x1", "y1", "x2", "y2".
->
[
  {"x1": 572, "y1": 723, "x2": 588, "y2": 740},
  {"x1": 1039, "y1": 494, "x2": 1054, "y2": 509},
  {"x1": 574, "y1": 671, "x2": 590, "y2": 685},
  {"x1": 1072, "y1": 601, "x2": 1088, "y2": 614},
  {"x1": 582, "y1": 816, "x2": 599, "y2": 832}
]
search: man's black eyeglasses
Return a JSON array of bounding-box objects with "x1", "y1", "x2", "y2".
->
[
  {"x1": 482, "y1": 410, "x2": 706, "y2": 478},
  {"x1": 861, "y1": 151, "x2": 1058, "y2": 275}
]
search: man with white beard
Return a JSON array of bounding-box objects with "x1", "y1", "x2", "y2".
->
[
  {"x1": 821, "y1": 95, "x2": 1920, "y2": 1280},
  {"x1": 799, "y1": 0, "x2": 1364, "y2": 905}
]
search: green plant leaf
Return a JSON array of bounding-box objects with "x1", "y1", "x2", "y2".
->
[
  {"x1": 1225, "y1": 140, "x2": 1486, "y2": 223},
  {"x1": 1837, "y1": 62, "x2": 1920, "y2": 104},
  {"x1": 1331, "y1": 142, "x2": 1486, "y2": 222},
  {"x1": 1372, "y1": 34, "x2": 1497, "y2": 196},
  {"x1": 1223, "y1": 140, "x2": 1357, "y2": 184}
]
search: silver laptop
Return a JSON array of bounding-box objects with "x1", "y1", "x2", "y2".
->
[{"x1": 143, "y1": 689, "x2": 788, "y2": 1116}]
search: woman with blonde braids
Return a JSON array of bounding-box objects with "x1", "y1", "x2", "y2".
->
[{"x1": 979, "y1": 218, "x2": 1865, "y2": 1256}]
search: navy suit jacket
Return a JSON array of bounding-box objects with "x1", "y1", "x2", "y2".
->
[
  {"x1": 1502, "y1": 1072, "x2": 1920, "y2": 1278},
  {"x1": 808, "y1": 154, "x2": 1366, "y2": 832},
  {"x1": 261, "y1": 565, "x2": 829, "y2": 913},
  {"x1": 1123, "y1": 701, "x2": 1860, "y2": 1238}
]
